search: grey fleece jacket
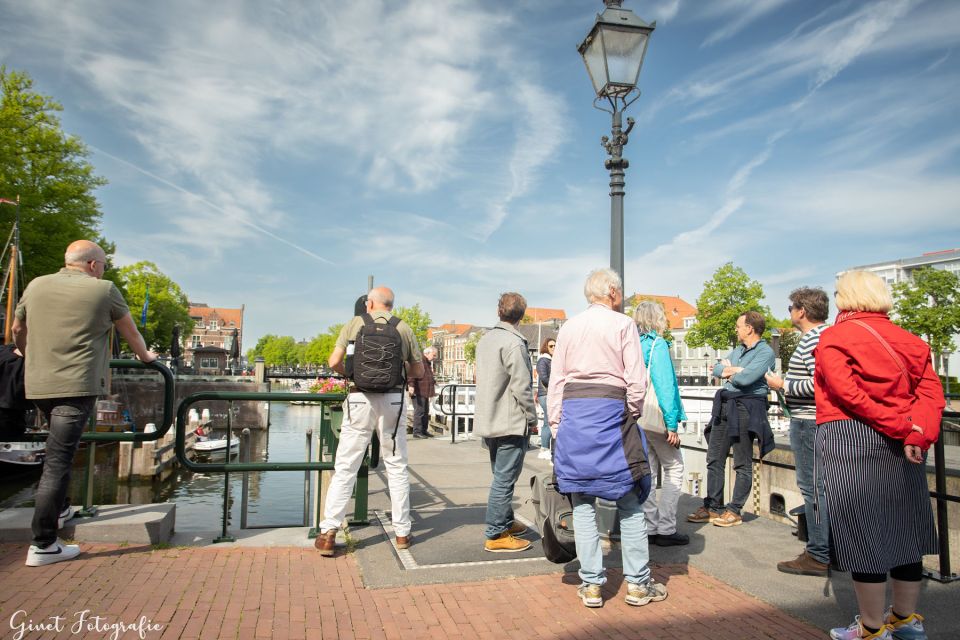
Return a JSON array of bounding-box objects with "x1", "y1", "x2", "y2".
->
[{"x1": 473, "y1": 322, "x2": 538, "y2": 438}]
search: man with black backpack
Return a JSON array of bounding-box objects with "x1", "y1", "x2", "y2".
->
[{"x1": 316, "y1": 286, "x2": 423, "y2": 556}]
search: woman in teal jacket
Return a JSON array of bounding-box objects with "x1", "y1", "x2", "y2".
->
[{"x1": 635, "y1": 301, "x2": 689, "y2": 546}]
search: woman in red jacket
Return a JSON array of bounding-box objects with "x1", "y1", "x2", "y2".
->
[{"x1": 816, "y1": 271, "x2": 944, "y2": 640}]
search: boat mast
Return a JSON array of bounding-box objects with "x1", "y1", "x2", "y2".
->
[{"x1": 1, "y1": 195, "x2": 20, "y2": 344}]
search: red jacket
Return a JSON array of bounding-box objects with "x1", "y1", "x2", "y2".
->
[{"x1": 815, "y1": 311, "x2": 944, "y2": 451}]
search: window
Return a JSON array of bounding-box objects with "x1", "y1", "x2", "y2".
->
[
  {"x1": 209, "y1": 319, "x2": 218, "y2": 331},
  {"x1": 683, "y1": 318, "x2": 695, "y2": 329},
  {"x1": 200, "y1": 357, "x2": 219, "y2": 369},
  {"x1": 191, "y1": 336, "x2": 201, "y2": 348}
]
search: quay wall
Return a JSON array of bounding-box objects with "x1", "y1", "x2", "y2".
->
[{"x1": 109, "y1": 375, "x2": 271, "y2": 431}]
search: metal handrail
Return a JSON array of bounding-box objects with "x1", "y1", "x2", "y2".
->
[
  {"x1": 681, "y1": 391, "x2": 959, "y2": 582},
  {"x1": 16, "y1": 359, "x2": 176, "y2": 442},
  {"x1": 436, "y1": 384, "x2": 477, "y2": 443},
  {"x1": 174, "y1": 391, "x2": 377, "y2": 471}
]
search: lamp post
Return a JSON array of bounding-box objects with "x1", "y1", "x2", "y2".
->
[{"x1": 578, "y1": 0, "x2": 655, "y2": 293}]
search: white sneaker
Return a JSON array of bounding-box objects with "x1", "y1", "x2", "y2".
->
[
  {"x1": 58, "y1": 506, "x2": 75, "y2": 529},
  {"x1": 26, "y1": 539, "x2": 81, "y2": 567},
  {"x1": 537, "y1": 449, "x2": 551, "y2": 460}
]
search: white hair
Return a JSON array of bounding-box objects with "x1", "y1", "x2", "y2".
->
[
  {"x1": 583, "y1": 268, "x2": 622, "y2": 303},
  {"x1": 633, "y1": 301, "x2": 667, "y2": 334},
  {"x1": 423, "y1": 346, "x2": 437, "y2": 356}
]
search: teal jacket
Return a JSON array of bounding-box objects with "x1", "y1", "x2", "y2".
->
[
  {"x1": 712, "y1": 340, "x2": 776, "y2": 396},
  {"x1": 639, "y1": 331, "x2": 687, "y2": 431}
]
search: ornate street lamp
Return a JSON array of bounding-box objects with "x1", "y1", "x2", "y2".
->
[{"x1": 578, "y1": 0, "x2": 655, "y2": 293}]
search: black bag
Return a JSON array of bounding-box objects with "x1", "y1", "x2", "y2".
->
[
  {"x1": 351, "y1": 313, "x2": 405, "y2": 393},
  {"x1": 530, "y1": 472, "x2": 577, "y2": 564}
]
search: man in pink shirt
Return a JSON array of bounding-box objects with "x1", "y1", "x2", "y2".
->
[{"x1": 548, "y1": 268, "x2": 664, "y2": 609}]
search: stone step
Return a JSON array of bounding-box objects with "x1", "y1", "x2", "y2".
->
[{"x1": 0, "y1": 503, "x2": 175, "y2": 545}]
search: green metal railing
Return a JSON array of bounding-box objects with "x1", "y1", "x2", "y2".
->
[{"x1": 174, "y1": 391, "x2": 379, "y2": 542}]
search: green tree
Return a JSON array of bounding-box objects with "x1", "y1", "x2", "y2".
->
[
  {"x1": 893, "y1": 267, "x2": 960, "y2": 373},
  {"x1": 394, "y1": 303, "x2": 431, "y2": 347},
  {"x1": 118, "y1": 261, "x2": 193, "y2": 353},
  {"x1": 686, "y1": 263, "x2": 772, "y2": 350},
  {"x1": 246, "y1": 334, "x2": 276, "y2": 362},
  {"x1": 464, "y1": 330, "x2": 484, "y2": 365},
  {"x1": 261, "y1": 335, "x2": 299, "y2": 366},
  {"x1": 303, "y1": 324, "x2": 343, "y2": 367},
  {"x1": 0, "y1": 68, "x2": 111, "y2": 283}
]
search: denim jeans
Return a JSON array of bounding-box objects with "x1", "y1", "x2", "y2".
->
[
  {"x1": 484, "y1": 435, "x2": 527, "y2": 539},
  {"x1": 572, "y1": 487, "x2": 651, "y2": 586},
  {"x1": 538, "y1": 396, "x2": 551, "y2": 449},
  {"x1": 32, "y1": 396, "x2": 96, "y2": 548},
  {"x1": 704, "y1": 402, "x2": 753, "y2": 515},
  {"x1": 411, "y1": 395, "x2": 430, "y2": 435},
  {"x1": 790, "y1": 417, "x2": 830, "y2": 564}
]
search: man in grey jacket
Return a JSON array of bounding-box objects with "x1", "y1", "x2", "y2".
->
[{"x1": 475, "y1": 292, "x2": 538, "y2": 553}]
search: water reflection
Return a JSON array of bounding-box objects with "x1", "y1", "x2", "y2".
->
[{"x1": 0, "y1": 403, "x2": 330, "y2": 532}]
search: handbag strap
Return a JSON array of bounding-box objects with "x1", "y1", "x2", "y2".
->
[
  {"x1": 645, "y1": 335, "x2": 659, "y2": 384},
  {"x1": 850, "y1": 320, "x2": 916, "y2": 392}
]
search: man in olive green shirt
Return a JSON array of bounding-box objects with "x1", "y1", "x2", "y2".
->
[
  {"x1": 13, "y1": 240, "x2": 156, "y2": 567},
  {"x1": 315, "y1": 286, "x2": 422, "y2": 556}
]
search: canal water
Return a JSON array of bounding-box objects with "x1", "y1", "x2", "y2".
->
[{"x1": 0, "y1": 403, "x2": 328, "y2": 532}]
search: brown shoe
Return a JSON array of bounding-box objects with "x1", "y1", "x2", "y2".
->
[
  {"x1": 396, "y1": 535, "x2": 411, "y2": 550},
  {"x1": 507, "y1": 521, "x2": 529, "y2": 536},
  {"x1": 777, "y1": 551, "x2": 829, "y2": 576},
  {"x1": 315, "y1": 529, "x2": 337, "y2": 557},
  {"x1": 484, "y1": 532, "x2": 531, "y2": 553},
  {"x1": 687, "y1": 506, "x2": 714, "y2": 523},
  {"x1": 711, "y1": 510, "x2": 743, "y2": 527}
]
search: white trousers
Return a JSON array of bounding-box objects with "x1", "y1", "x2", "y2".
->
[
  {"x1": 642, "y1": 429, "x2": 685, "y2": 536},
  {"x1": 320, "y1": 392, "x2": 411, "y2": 537}
]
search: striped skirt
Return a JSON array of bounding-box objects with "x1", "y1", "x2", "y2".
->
[{"x1": 815, "y1": 419, "x2": 938, "y2": 574}]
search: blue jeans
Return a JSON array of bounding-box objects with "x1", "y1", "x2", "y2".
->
[
  {"x1": 790, "y1": 417, "x2": 830, "y2": 564},
  {"x1": 484, "y1": 435, "x2": 527, "y2": 539},
  {"x1": 538, "y1": 396, "x2": 551, "y2": 449},
  {"x1": 572, "y1": 487, "x2": 651, "y2": 586},
  {"x1": 32, "y1": 396, "x2": 96, "y2": 548},
  {"x1": 704, "y1": 403, "x2": 753, "y2": 515}
]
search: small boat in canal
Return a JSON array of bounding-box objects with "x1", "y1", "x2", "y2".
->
[
  {"x1": 192, "y1": 424, "x2": 239, "y2": 454},
  {"x1": 0, "y1": 441, "x2": 44, "y2": 468}
]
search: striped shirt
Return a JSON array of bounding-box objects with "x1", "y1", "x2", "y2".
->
[{"x1": 783, "y1": 324, "x2": 825, "y2": 418}]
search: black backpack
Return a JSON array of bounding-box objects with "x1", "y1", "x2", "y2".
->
[
  {"x1": 530, "y1": 471, "x2": 577, "y2": 564},
  {"x1": 351, "y1": 313, "x2": 405, "y2": 393}
]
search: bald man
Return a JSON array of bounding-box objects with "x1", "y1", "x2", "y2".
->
[
  {"x1": 13, "y1": 240, "x2": 156, "y2": 567},
  {"x1": 318, "y1": 286, "x2": 423, "y2": 556}
]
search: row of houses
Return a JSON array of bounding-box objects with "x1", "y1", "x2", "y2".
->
[{"x1": 427, "y1": 296, "x2": 724, "y2": 384}]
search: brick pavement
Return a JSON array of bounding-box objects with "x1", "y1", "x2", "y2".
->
[{"x1": 0, "y1": 543, "x2": 824, "y2": 639}]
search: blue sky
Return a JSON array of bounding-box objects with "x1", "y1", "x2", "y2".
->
[{"x1": 2, "y1": 0, "x2": 958, "y2": 347}]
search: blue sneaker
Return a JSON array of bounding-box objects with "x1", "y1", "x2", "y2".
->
[
  {"x1": 830, "y1": 617, "x2": 893, "y2": 640},
  {"x1": 886, "y1": 611, "x2": 926, "y2": 640}
]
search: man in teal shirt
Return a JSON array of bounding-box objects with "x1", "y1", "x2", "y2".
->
[{"x1": 689, "y1": 311, "x2": 775, "y2": 528}]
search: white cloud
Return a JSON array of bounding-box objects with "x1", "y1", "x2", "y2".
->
[{"x1": 699, "y1": 0, "x2": 793, "y2": 48}]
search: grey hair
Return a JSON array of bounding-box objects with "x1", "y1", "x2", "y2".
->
[
  {"x1": 367, "y1": 288, "x2": 394, "y2": 310},
  {"x1": 583, "y1": 268, "x2": 622, "y2": 303},
  {"x1": 423, "y1": 346, "x2": 437, "y2": 356},
  {"x1": 633, "y1": 301, "x2": 667, "y2": 334},
  {"x1": 65, "y1": 244, "x2": 101, "y2": 265}
]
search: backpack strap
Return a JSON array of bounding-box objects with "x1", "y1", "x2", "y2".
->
[
  {"x1": 850, "y1": 319, "x2": 916, "y2": 393},
  {"x1": 361, "y1": 313, "x2": 376, "y2": 327},
  {"x1": 387, "y1": 316, "x2": 401, "y2": 328}
]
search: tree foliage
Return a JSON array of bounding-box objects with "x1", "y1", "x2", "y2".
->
[
  {"x1": 247, "y1": 324, "x2": 345, "y2": 368},
  {"x1": 0, "y1": 67, "x2": 111, "y2": 284},
  {"x1": 118, "y1": 261, "x2": 192, "y2": 353},
  {"x1": 893, "y1": 267, "x2": 960, "y2": 372},
  {"x1": 685, "y1": 263, "x2": 772, "y2": 350},
  {"x1": 464, "y1": 330, "x2": 484, "y2": 365},
  {"x1": 394, "y1": 303, "x2": 431, "y2": 348}
]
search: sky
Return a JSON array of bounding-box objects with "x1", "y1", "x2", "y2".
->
[{"x1": 2, "y1": 0, "x2": 959, "y2": 348}]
